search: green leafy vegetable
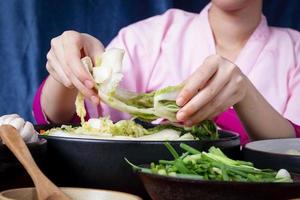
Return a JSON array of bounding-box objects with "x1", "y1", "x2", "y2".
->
[
  {"x1": 45, "y1": 118, "x2": 219, "y2": 140},
  {"x1": 147, "y1": 120, "x2": 218, "y2": 140},
  {"x1": 110, "y1": 120, "x2": 148, "y2": 137},
  {"x1": 88, "y1": 48, "x2": 183, "y2": 122},
  {"x1": 127, "y1": 142, "x2": 293, "y2": 183}
]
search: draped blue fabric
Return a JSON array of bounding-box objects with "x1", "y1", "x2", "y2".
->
[{"x1": 0, "y1": 0, "x2": 300, "y2": 122}]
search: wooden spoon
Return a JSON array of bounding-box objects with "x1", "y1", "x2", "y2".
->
[{"x1": 0, "y1": 125, "x2": 71, "y2": 200}]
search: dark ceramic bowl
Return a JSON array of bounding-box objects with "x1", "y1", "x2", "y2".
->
[
  {"x1": 35, "y1": 125, "x2": 240, "y2": 199},
  {"x1": 137, "y1": 170, "x2": 300, "y2": 200},
  {"x1": 0, "y1": 139, "x2": 47, "y2": 191},
  {"x1": 243, "y1": 138, "x2": 300, "y2": 173}
]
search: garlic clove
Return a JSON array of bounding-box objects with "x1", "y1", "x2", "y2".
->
[
  {"x1": 1, "y1": 114, "x2": 20, "y2": 124},
  {"x1": 20, "y1": 121, "x2": 36, "y2": 142},
  {"x1": 10, "y1": 117, "x2": 25, "y2": 130}
]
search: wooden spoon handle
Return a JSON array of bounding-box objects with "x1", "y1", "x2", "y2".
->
[
  {"x1": 0, "y1": 125, "x2": 70, "y2": 200},
  {"x1": 0, "y1": 125, "x2": 41, "y2": 178}
]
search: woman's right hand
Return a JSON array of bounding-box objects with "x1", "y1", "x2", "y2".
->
[{"x1": 46, "y1": 31, "x2": 104, "y2": 104}]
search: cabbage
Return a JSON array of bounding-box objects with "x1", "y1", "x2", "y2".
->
[
  {"x1": 147, "y1": 120, "x2": 218, "y2": 140},
  {"x1": 88, "y1": 48, "x2": 182, "y2": 122},
  {"x1": 75, "y1": 56, "x2": 94, "y2": 124},
  {"x1": 78, "y1": 117, "x2": 114, "y2": 135},
  {"x1": 74, "y1": 48, "x2": 218, "y2": 140},
  {"x1": 45, "y1": 117, "x2": 217, "y2": 140},
  {"x1": 75, "y1": 92, "x2": 86, "y2": 124},
  {"x1": 138, "y1": 129, "x2": 181, "y2": 140},
  {"x1": 111, "y1": 120, "x2": 148, "y2": 137}
]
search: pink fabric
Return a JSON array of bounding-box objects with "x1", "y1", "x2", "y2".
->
[
  {"x1": 33, "y1": 3, "x2": 300, "y2": 144},
  {"x1": 290, "y1": 121, "x2": 300, "y2": 138},
  {"x1": 32, "y1": 77, "x2": 86, "y2": 124},
  {"x1": 214, "y1": 109, "x2": 249, "y2": 145},
  {"x1": 32, "y1": 79, "x2": 48, "y2": 124}
]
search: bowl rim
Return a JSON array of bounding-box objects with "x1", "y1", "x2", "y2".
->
[
  {"x1": 0, "y1": 187, "x2": 142, "y2": 200},
  {"x1": 36, "y1": 124, "x2": 240, "y2": 144},
  {"x1": 244, "y1": 138, "x2": 300, "y2": 158},
  {"x1": 39, "y1": 130, "x2": 240, "y2": 144},
  {"x1": 137, "y1": 169, "x2": 300, "y2": 186},
  {"x1": 0, "y1": 138, "x2": 46, "y2": 148}
]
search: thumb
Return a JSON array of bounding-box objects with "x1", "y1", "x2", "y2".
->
[{"x1": 81, "y1": 33, "x2": 104, "y2": 66}]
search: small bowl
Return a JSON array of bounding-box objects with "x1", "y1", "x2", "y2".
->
[
  {"x1": 243, "y1": 138, "x2": 300, "y2": 173},
  {"x1": 0, "y1": 187, "x2": 142, "y2": 200}
]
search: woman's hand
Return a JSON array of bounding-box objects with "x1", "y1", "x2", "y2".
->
[
  {"x1": 176, "y1": 55, "x2": 249, "y2": 126},
  {"x1": 46, "y1": 31, "x2": 104, "y2": 104}
]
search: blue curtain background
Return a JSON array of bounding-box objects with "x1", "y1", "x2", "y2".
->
[{"x1": 1, "y1": 0, "x2": 300, "y2": 123}]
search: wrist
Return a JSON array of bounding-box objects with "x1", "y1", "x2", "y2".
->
[
  {"x1": 41, "y1": 75, "x2": 78, "y2": 123},
  {"x1": 47, "y1": 75, "x2": 77, "y2": 93},
  {"x1": 234, "y1": 78, "x2": 256, "y2": 112}
]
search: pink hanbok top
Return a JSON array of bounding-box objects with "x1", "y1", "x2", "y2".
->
[{"x1": 33, "y1": 4, "x2": 300, "y2": 145}]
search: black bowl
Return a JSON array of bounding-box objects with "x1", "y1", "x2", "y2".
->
[
  {"x1": 243, "y1": 138, "x2": 300, "y2": 173},
  {"x1": 36, "y1": 125, "x2": 240, "y2": 199},
  {"x1": 0, "y1": 139, "x2": 47, "y2": 191},
  {"x1": 137, "y1": 170, "x2": 300, "y2": 200}
]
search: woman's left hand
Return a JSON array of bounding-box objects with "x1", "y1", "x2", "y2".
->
[{"x1": 176, "y1": 54, "x2": 249, "y2": 126}]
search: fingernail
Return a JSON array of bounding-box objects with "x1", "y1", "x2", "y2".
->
[
  {"x1": 185, "y1": 120, "x2": 193, "y2": 126},
  {"x1": 64, "y1": 81, "x2": 72, "y2": 88},
  {"x1": 84, "y1": 80, "x2": 94, "y2": 89},
  {"x1": 176, "y1": 96, "x2": 184, "y2": 106},
  {"x1": 91, "y1": 96, "x2": 99, "y2": 104},
  {"x1": 177, "y1": 111, "x2": 186, "y2": 121}
]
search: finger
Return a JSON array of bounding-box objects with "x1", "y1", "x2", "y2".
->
[
  {"x1": 176, "y1": 55, "x2": 220, "y2": 106},
  {"x1": 68, "y1": 73, "x2": 99, "y2": 104},
  {"x1": 61, "y1": 31, "x2": 94, "y2": 88},
  {"x1": 46, "y1": 62, "x2": 65, "y2": 85},
  {"x1": 20, "y1": 122, "x2": 36, "y2": 142},
  {"x1": 48, "y1": 47, "x2": 99, "y2": 104},
  {"x1": 183, "y1": 103, "x2": 215, "y2": 126},
  {"x1": 51, "y1": 36, "x2": 92, "y2": 80},
  {"x1": 50, "y1": 37, "x2": 73, "y2": 78},
  {"x1": 80, "y1": 58, "x2": 99, "y2": 104},
  {"x1": 47, "y1": 50, "x2": 73, "y2": 88},
  {"x1": 206, "y1": 77, "x2": 245, "y2": 119},
  {"x1": 81, "y1": 33, "x2": 104, "y2": 65},
  {"x1": 185, "y1": 78, "x2": 242, "y2": 125},
  {"x1": 177, "y1": 65, "x2": 232, "y2": 121}
]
